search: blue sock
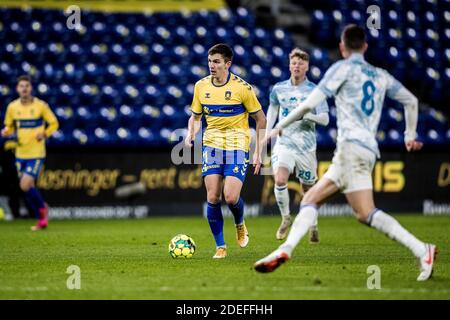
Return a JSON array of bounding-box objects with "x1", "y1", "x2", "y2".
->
[
  {"x1": 24, "y1": 194, "x2": 39, "y2": 219},
  {"x1": 207, "y1": 202, "x2": 225, "y2": 247},
  {"x1": 26, "y1": 187, "x2": 45, "y2": 218},
  {"x1": 228, "y1": 197, "x2": 244, "y2": 225}
]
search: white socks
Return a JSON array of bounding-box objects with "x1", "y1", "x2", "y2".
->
[
  {"x1": 311, "y1": 206, "x2": 318, "y2": 229},
  {"x1": 280, "y1": 205, "x2": 318, "y2": 256},
  {"x1": 274, "y1": 184, "x2": 318, "y2": 229},
  {"x1": 278, "y1": 206, "x2": 426, "y2": 259},
  {"x1": 274, "y1": 184, "x2": 290, "y2": 217},
  {"x1": 368, "y1": 209, "x2": 426, "y2": 258}
]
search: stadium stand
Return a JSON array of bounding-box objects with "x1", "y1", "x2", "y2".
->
[{"x1": 0, "y1": 2, "x2": 449, "y2": 148}]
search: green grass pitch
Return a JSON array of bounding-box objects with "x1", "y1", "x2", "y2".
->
[{"x1": 0, "y1": 215, "x2": 449, "y2": 300}]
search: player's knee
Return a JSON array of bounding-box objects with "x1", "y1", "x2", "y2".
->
[
  {"x1": 19, "y1": 179, "x2": 33, "y2": 192},
  {"x1": 274, "y1": 175, "x2": 288, "y2": 187},
  {"x1": 224, "y1": 192, "x2": 239, "y2": 206},
  {"x1": 354, "y1": 210, "x2": 370, "y2": 224},
  {"x1": 301, "y1": 190, "x2": 317, "y2": 205},
  {"x1": 207, "y1": 194, "x2": 221, "y2": 204}
]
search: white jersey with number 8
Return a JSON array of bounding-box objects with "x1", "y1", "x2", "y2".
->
[{"x1": 317, "y1": 53, "x2": 408, "y2": 158}]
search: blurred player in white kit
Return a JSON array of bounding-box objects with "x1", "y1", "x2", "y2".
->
[{"x1": 255, "y1": 24, "x2": 437, "y2": 282}]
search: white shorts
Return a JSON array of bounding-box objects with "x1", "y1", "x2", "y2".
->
[
  {"x1": 271, "y1": 144, "x2": 317, "y2": 186},
  {"x1": 324, "y1": 142, "x2": 376, "y2": 193}
]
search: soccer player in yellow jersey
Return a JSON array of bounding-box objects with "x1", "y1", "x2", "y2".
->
[
  {"x1": 1, "y1": 75, "x2": 59, "y2": 230},
  {"x1": 185, "y1": 44, "x2": 267, "y2": 259}
]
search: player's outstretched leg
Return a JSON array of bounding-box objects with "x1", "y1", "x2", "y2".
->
[
  {"x1": 274, "y1": 184, "x2": 291, "y2": 240},
  {"x1": 207, "y1": 202, "x2": 227, "y2": 259},
  {"x1": 254, "y1": 204, "x2": 318, "y2": 273},
  {"x1": 417, "y1": 244, "x2": 438, "y2": 281},
  {"x1": 366, "y1": 209, "x2": 437, "y2": 281},
  {"x1": 303, "y1": 185, "x2": 320, "y2": 244},
  {"x1": 254, "y1": 248, "x2": 290, "y2": 273},
  {"x1": 255, "y1": 178, "x2": 338, "y2": 273},
  {"x1": 347, "y1": 190, "x2": 437, "y2": 281}
]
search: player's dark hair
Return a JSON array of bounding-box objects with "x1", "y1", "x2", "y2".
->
[
  {"x1": 17, "y1": 75, "x2": 32, "y2": 84},
  {"x1": 208, "y1": 43, "x2": 233, "y2": 62},
  {"x1": 341, "y1": 24, "x2": 366, "y2": 50}
]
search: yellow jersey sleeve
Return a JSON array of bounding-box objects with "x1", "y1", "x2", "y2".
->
[
  {"x1": 190, "y1": 82, "x2": 203, "y2": 115},
  {"x1": 241, "y1": 84, "x2": 262, "y2": 114},
  {"x1": 42, "y1": 102, "x2": 59, "y2": 137},
  {"x1": 3, "y1": 103, "x2": 15, "y2": 135}
]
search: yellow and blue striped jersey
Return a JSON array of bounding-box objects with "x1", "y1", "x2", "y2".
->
[
  {"x1": 191, "y1": 72, "x2": 262, "y2": 151},
  {"x1": 3, "y1": 97, "x2": 59, "y2": 159}
]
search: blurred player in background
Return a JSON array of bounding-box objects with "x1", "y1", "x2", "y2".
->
[
  {"x1": 185, "y1": 44, "x2": 266, "y2": 259},
  {"x1": 255, "y1": 25, "x2": 436, "y2": 281},
  {"x1": 266, "y1": 48, "x2": 329, "y2": 241},
  {"x1": 0, "y1": 138, "x2": 21, "y2": 219},
  {"x1": 1, "y1": 75, "x2": 59, "y2": 230}
]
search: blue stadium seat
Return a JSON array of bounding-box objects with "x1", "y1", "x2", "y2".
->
[
  {"x1": 235, "y1": 7, "x2": 255, "y2": 28},
  {"x1": 234, "y1": 26, "x2": 253, "y2": 47},
  {"x1": 118, "y1": 104, "x2": 138, "y2": 126},
  {"x1": 115, "y1": 127, "x2": 134, "y2": 146},
  {"x1": 47, "y1": 129, "x2": 69, "y2": 146},
  {"x1": 190, "y1": 43, "x2": 207, "y2": 64},
  {"x1": 310, "y1": 48, "x2": 330, "y2": 70},
  {"x1": 425, "y1": 128, "x2": 445, "y2": 145},
  {"x1": 54, "y1": 106, "x2": 75, "y2": 129},
  {"x1": 73, "y1": 106, "x2": 90, "y2": 126},
  {"x1": 0, "y1": 62, "x2": 16, "y2": 81},
  {"x1": 72, "y1": 128, "x2": 89, "y2": 146},
  {"x1": 137, "y1": 127, "x2": 154, "y2": 146},
  {"x1": 270, "y1": 46, "x2": 286, "y2": 67},
  {"x1": 308, "y1": 66, "x2": 323, "y2": 83},
  {"x1": 443, "y1": 28, "x2": 450, "y2": 47},
  {"x1": 273, "y1": 28, "x2": 293, "y2": 49},
  {"x1": 387, "y1": 128, "x2": 403, "y2": 146},
  {"x1": 376, "y1": 130, "x2": 388, "y2": 147},
  {"x1": 140, "y1": 104, "x2": 163, "y2": 130},
  {"x1": 91, "y1": 127, "x2": 113, "y2": 146}
]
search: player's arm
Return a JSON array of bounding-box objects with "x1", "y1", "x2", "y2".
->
[
  {"x1": 242, "y1": 84, "x2": 266, "y2": 174},
  {"x1": 265, "y1": 88, "x2": 327, "y2": 141},
  {"x1": 250, "y1": 109, "x2": 267, "y2": 174},
  {"x1": 265, "y1": 87, "x2": 280, "y2": 139},
  {"x1": 303, "y1": 112, "x2": 329, "y2": 126},
  {"x1": 303, "y1": 99, "x2": 330, "y2": 127},
  {"x1": 268, "y1": 62, "x2": 348, "y2": 140},
  {"x1": 1, "y1": 104, "x2": 15, "y2": 137},
  {"x1": 37, "y1": 103, "x2": 59, "y2": 141},
  {"x1": 185, "y1": 113, "x2": 202, "y2": 147},
  {"x1": 185, "y1": 83, "x2": 203, "y2": 147},
  {"x1": 387, "y1": 76, "x2": 422, "y2": 152}
]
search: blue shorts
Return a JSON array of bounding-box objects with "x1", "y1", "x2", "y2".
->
[
  {"x1": 16, "y1": 158, "x2": 44, "y2": 179},
  {"x1": 201, "y1": 146, "x2": 249, "y2": 183}
]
